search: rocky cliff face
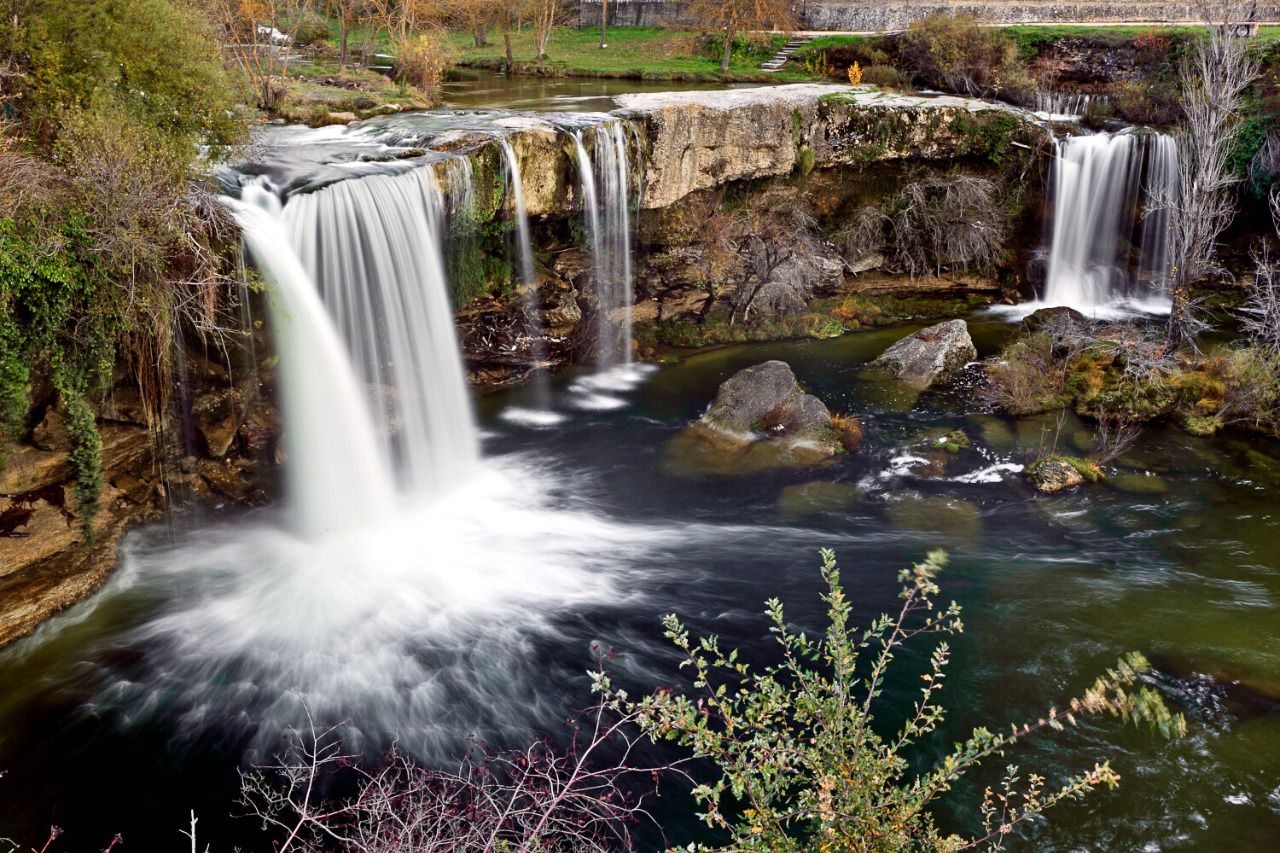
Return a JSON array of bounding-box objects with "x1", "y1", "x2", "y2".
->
[
  {"x1": 614, "y1": 86, "x2": 1041, "y2": 209},
  {"x1": 0, "y1": 345, "x2": 281, "y2": 649}
]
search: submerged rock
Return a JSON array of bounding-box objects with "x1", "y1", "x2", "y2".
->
[
  {"x1": 663, "y1": 360, "x2": 846, "y2": 476},
  {"x1": 870, "y1": 320, "x2": 977, "y2": 390},
  {"x1": 777, "y1": 481, "x2": 860, "y2": 518},
  {"x1": 886, "y1": 494, "x2": 983, "y2": 545},
  {"x1": 1025, "y1": 305, "x2": 1087, "y2": 331}
]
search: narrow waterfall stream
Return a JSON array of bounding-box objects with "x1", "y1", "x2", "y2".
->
[
  {"x1": 1039, "y1": 131, "x2": 1178, "y2": 316},
  {"x1": 570, "y1": 122, "x2": 635, "y2": 368},
  {"x1": 566, "y1": 121, "x2": 653, "y2": 410},
  {"x1": 497, "y1": 138, "x2": 561, "y2": 424}
]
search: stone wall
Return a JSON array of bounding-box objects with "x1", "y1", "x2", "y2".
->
[
  {"x1": 576, "y1": 1, "x2": 697, "y2": 29},
  {"x1": 577, "y1": 1, "x2": 1280, "y2": 31}
]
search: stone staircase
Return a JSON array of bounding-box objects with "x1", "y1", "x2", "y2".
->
[{"x1": 760, "y1": 35, "x2": 812, "y2": 72}]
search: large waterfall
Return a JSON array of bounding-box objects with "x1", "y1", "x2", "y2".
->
[
  {"x1": 229, "y1": 187, "x2": 395, "y2": 537},
  {"x1": 1041, "y1": 131, "x2": 1177, "y2": 315},
  {"x1": 282, "y1": 165, "x2": 480, "y2": 497}
]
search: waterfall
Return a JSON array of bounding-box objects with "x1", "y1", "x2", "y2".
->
[
  {"x1": 498, "y1": 139, "x2": 536, "y2": 289},
  {"x1": 1033, "y1": 92, "x2": 1103, "y2": 120},
  {"x1": 227, "y1": 186, "x2": 396, "y2": 536},
  {"x1": 570, "y1": 122, "x2": 635, "y2": 367},
  {"x1": 1041, "y1": 131, "x2": 1177, "y2": 314},
  {"x1": 496, "y1": 138, "x2": 559, "y2": 421},
  {"x1": 282, "y1": 166, "x2": 480, "y2": 496},
  {"x1": 1137, "y1": 133, "x2": 1178, "y2": 291}
]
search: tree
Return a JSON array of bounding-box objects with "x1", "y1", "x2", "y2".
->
[
  {"x1": 212, "y1": 0, "x2": 317, "y2": 111},
  {"x1": 441, "y1": 0, "x2": 501, "y2": 48},
  {"x1": 326, "y1": 0, "x2": 363, "y2": 71},
  {"x1": 531, "y1": 0, "x2": 562, "y2": 71},
  {"x1": 598, "y1": 0, "x2": 608, "y2": 49},
  {"x1": 1162, "y1": 4, "x2": 1260, "y2": 348},
  {"x1": 688, "y1": 0, "x2": 794, "y2": 73}
]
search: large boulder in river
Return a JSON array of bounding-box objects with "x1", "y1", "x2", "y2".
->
[
  {"x1": 663, "y1": 360, "x2": 853, "y2": 476},
  {"x1": 870, "y1": 320, "x2": 977, "y2": 390}
]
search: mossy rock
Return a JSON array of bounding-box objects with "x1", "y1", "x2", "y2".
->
[
  {"x1": 662, "y1": 423, "x2": 840, "y2": 477},
  {"x1": 1027, "y1": 455, "x2": 1103, "y2": 493}
]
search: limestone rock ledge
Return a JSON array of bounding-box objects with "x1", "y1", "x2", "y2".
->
[{"x1": 613, "y1": 85, "x2": 1044, "y2": 209}]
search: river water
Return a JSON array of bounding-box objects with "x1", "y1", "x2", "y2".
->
[{"x1": 1, "y1": 317, "x2": 1277, "y2": 849}]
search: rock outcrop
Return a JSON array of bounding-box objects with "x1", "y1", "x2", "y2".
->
[
  {"x1": 663, "y1": 360, "x2": 853, "y2": 475},
  {"x1": 614, "y1": 86, "x2": 1042, "y2": 209},
  {"x1": 870, "y1": 320, "x2": 978, "y2": 390},
  {"x1": 1027, "y1": 458, "x2": 1086, "y2": 493},
  {"x1": 0, "y1": 366, "x2": 281, "y2": 649}
]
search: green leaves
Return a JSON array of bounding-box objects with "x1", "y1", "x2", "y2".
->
[{"x1": 605, "y1": 550, "x2": 1185, "y2": 852}]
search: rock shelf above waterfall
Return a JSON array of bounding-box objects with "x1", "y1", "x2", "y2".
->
[{"x1": 236, "y1": 84, "x2": 1047, "y2": 218}]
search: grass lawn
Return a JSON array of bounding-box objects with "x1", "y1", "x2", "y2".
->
[{"x1": 441, "y1": 26, "x2": 815, "y2": 82}]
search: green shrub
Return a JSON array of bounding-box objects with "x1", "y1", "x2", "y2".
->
[{"x1": 607, "y1": 549, "x2": 1184, "y2": 852}]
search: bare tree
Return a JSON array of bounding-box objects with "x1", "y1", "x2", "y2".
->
[
  {"x1": 240, "y1": 689, "x2": 691, "y2": 852},
  {"x1": 1161, "y1": 3, "x2": 1260, "y2": 348},
  {"x1": 1241, "y1": 189, "x2": 1280, "y2": 360},
  {"x1": 687, "y1": 0, "x2": 795, "y2": 73},
  {"x1": 213, "y1": 0, "x2": 317, "y2": 111},
  {"x1": 531, "y1": 0, "x2": 563, "y2": 70}
]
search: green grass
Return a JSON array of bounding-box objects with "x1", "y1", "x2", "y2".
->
[
  {"x1": 442, "y1": 26, "x2": 811, "y2": 81},
  {"x1": 801, "y1": 34, "x2": 874, "y2": 52}
]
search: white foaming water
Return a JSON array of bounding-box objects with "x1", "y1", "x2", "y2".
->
[
  {"x1": 567, "y1": 363, "x2": 657, "y2": 410},
  {"x1": 499, "y1": 406, "x2": 569, "y2": 427},
  {"x1": 570, "y1": 122, "x2": 636, "y2": 368},
  {"x1": 228, "y1": 187, "x2": 395, "y2": 536},
  {"x1": 282, "y1": 166, "x2": 479, "y2": 496},
  {"x1": 101, "y1": 457, "x2": 682, "y2": 756}
]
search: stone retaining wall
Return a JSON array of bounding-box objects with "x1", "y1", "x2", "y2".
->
[{"x1": 577, "y1": 1, "x2": 1280, "y2": 31}]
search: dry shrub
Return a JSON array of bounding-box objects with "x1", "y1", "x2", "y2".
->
[
  {"x1": 396, "y1": 31, "x2": 453, "y2": 93},
  {"x1": 831, "y1": 413, "x2": 864, "y2": 451},
  {"x1": 895, "y1": 12, "x2": 1030, "y2": 98},
  {"x1": 0, "y1": 129, "x2": 54, "y2": 219},
  {"x1": 861, "y1": 65, "x2": 903, "y2": 88},
  {"x1": 835, "y1": 176, "x2": 1007, "y2": 279},
  {"x1": 847, "y1": 62, "x2": 863, "y2": 85}
]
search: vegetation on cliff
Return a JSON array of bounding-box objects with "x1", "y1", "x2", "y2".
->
[{"x1": 0, "y1": 0, "x2": 249, "y2": 532}]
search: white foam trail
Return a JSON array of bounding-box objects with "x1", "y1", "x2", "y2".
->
[
  {"x1": 499, "y1": 407, "x2": 569, "y2": 427},
  {"x1": 951, "y1": 462, "x2": 1026, "y2": 484}
]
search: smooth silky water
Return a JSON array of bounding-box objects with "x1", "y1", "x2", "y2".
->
[{"x1": 2, "y1": 318, "x2": 1278, "y2": 849}]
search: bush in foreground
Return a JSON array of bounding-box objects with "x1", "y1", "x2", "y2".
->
[{"x1": 242, "y1": 550, "x2": 1183, "y2": 852}]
